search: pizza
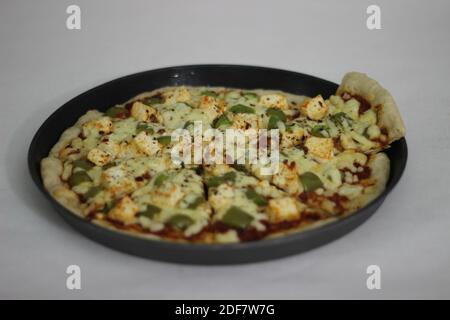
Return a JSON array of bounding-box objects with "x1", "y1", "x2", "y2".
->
[{"x1": 40, "y1": 72, "x2": 405, "y2": 243}]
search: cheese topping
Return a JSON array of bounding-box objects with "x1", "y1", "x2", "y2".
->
[{"x1": 43, "y1": 85, "x2": 393, "y2": 243}]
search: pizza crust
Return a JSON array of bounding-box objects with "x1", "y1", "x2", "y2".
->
[
  {"x1": 41, "y1": 110, "x2": 103, "y2": 215},
  {"x1": 336, "y1": 72, "x2": 406, "y2": 143}
]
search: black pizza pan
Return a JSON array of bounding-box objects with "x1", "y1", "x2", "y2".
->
[{"x1": 28, "y1": 65, "x2": 407, "y2": 264}]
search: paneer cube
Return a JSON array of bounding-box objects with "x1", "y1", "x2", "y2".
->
[
  {"x1": 199, "y1": 95, "x2": 219, "y2": 110},
  {"x1": 133, "y1": 131, "x2": 161, "y2": 156},
  {"x1": 301, "y1": 95, "x2": 328, "y2": 120},
  {"x1": 267, "y1": 197, "x2": 302, "y2": 223},
  {"x1": 97, "y1": 138, "x2": 120, "y2": 158},
  {"x1": 130, "y1": 101, "x2": 162, "y2": 122},
  {"x1": 102, "y1": 166, "x2": 137, "y2": 196},
  {"x1": 116, "y1": 141, "x2": 143, "y2": 159},
  {"x1": 87, "y1": 148, "x2": 112, "y2": 166},
  {"x1": 281, "y1": 127, "x2": 304, "y2": 148},
  {"x1": 82, "y1": 117, "x2": 112, "y2": 136},
  {"x1": 304, "y1": 136, "x2": 334, "y2": 159},
  {"x1": 208, "y1": 184, "x2": 235, "y2": 212},
  {"x1": 163, "y1": 87, "x2": 191, "y2": 104},
  {"x1": 153, "y1": 184, "x2": 185, "y2": 208},
  {"x1": 108, "y1": 196, "x2": 139, "y2": 225},
  {"x1": 271, "y1": 161, "x2": 302, "y2": 195},
  {"x1": 198, "y1": 95, "x2": 222, "y2": 120},
  {"x1": 231, "y1": 113, "x2": 260, "y2": 130},
  {"x1": 259, "y1": 94, "x2": 289, "y2": 110}
]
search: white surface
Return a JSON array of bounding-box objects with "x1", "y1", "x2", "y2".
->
[{"x1": 1, "y1": 0, "x2": 449, "y2": 299}]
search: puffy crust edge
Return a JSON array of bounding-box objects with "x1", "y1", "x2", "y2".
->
[
  {"x1": 41, "y1": 110, "x2": 103, "y2": 216},
  {"x1": 336, "y1": 72, "x2": 406, "y2": 143}
]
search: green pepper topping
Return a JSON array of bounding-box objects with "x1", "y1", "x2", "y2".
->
[
  {"x1": 229, "y1": 104, "x2": 255, "y2": 114},
  {"x1": 267, "y1": 116, "x2": 282, "y2": 130},
  {"x1": 330, "y1": 112, "x2": 352, "y2": 127},
  {"x1": 205, "y1": 176, "x2": 223, "y2": 188},
  {"x1": 105, "y1": 106, "x2": 129, "y2": 119},
  {"x1": 212, "y1": 114, "x2": 232, "y2": 129},
  {"x1": 206, "y1": 171, "x2": 236, "y2": 187},
  {"x1": 230, "y1": 163, "x2": 248, "y2": 173},
  {"x1": 183, "y1": 121, "x2": 194, "y2": 129},
  {"x1": 201, "y1": 90, "x2": 218, "y2": 98},
  {"x1": 139, "y1": 204, "x2": 161, "y2": 219},
  {"x1": 266, "y1": 108, "x2": 286, "y2": 122},
  {"x1": 285, "y1": 123, "x2": 294, "y2": 133},
  {"x1": 154, "y1": 173, "x2": 168, "y2": 187},
  {"x1": 266, "y1": 108, "x2": 286, "y2": 130},
  {"x1": 222, "y1": 171, "x2": 236, "y2": 181},
  {"x1": 168, "y1": 214, "x2": 194, "y2": 230},
  {"x1": 143, "y1": 96, "x2": 164, "y2": 105},
  {"x1": 69, "y1": 171, "x2": 92, "y2": 187},
  {"x1": 187, "y1": 196, "x2": 205, "y2": 209},
  {"x1": 243, "y1": 92, "x2": 258, "y2": 101},
  {"x1": 222, "y1": 206, "x2": 253, "y2": 229},
  {"x1": 245, "y1": 188, "x2": 268, "y2": 206},
  {"x1": 157, "y1": 135, "x2": 171, "y2": 146},
  {"x1": 136, "y1": 122, "x2": 154, "y2": 134},
  {"x1": 311, "y1": 125, "x2": 327, "y2": 137},
  {"x1": 299, "y1": 172, "x2": 323, "y2": 192},
  {"x1": 84, "y1": 186, "x2": 103, "y2": 199},
  {"x1": 72, "y1": 159, "x2": 94, "y2": 171},
  {"x1": 102, "y1": 162, "x2": 116, "y2": 170},
  {"x1": 102, "y1": 200, "x2": 117, "y2": 213}
]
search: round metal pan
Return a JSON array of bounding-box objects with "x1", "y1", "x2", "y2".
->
[{"x1": 28, "y1": 65, "x2": 407, "y2": 264}]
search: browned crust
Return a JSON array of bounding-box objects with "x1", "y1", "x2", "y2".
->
[{"x1": 337, "y1": 72, "x2": 406, "y2": 143}]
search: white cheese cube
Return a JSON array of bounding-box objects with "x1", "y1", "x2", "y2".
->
[
  {"x1": 267, "y1": 197, "x2": 302, "y2": 223},
  {"x1": 87, "y1": 148, "x2": 112, "y2": 166},
  {"x1": 102, "y1": 166, "x2": 137, "y2": 196},
  {"x1": 133, "y1": 131, "x2": 161, "y2": 156},
  {"x1": 301, "y1": 95, "x2": 328, "y2": 120},
  {"x1": 271, "y1": 161, "x2": 302, "y2": 195},
  {"x1": 130, "y1": 101, "x2": 162, "y2": 122},
  {"x1": 259, "y1": 94, "x2": 289, "y2": 110},
  {"x1": 98, "y1": 138, "x2": 120, "y2": 158},
  {"x1": 231, "y1": 113, "x2": 260, "y2": 130},
  {"x1": 281, "y1": 127, "x2": 304, "y2": 148},
  {"x1": 108, "y1": 196, "x2": 139, "y2": 225},
  {"x1": 304, "y1": 136, "x2": 334, "y2": 159},
  {"x1": 82, "y1": 117, "x2": 113, "y2": 136},
  {"x1": 163, "y1": 87, "x2": 191, "y2": 104},
  {"x1": 208, "y1": 184, "x2": 235, "y2": 211}
]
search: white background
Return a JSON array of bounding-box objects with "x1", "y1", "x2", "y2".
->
[{"x1": 1, "y1": 0, "x2": 449, "y2": 299}]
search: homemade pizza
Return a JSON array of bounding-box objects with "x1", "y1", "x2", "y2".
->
[{"x1": 41, "y1": 72, "x2": 405, "y2": 243}]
